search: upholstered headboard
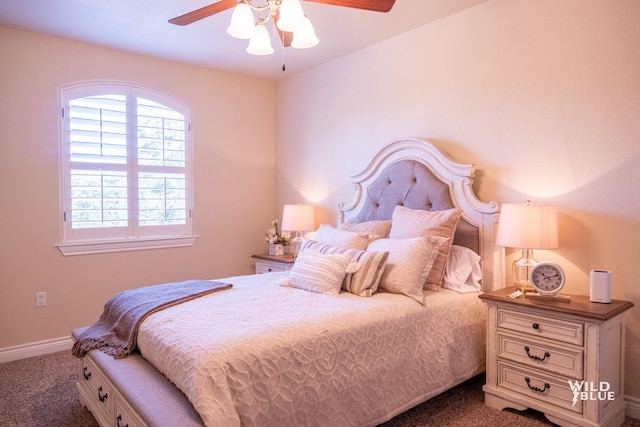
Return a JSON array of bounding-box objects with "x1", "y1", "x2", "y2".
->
[{"x1": 338, "y1": 138, "x2": 503, "y2": 291}]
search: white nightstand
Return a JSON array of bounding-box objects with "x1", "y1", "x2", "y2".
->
[
  {"x1": 479, "y1": 287, "x2": 633, "y2": 427},
  {"x1": 251, "y1": 254, "x2": 295, "y2": 274}
]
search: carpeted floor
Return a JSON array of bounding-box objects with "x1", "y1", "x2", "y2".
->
[{"x1": 1, "y1": 350, "x2": 638, "y2": 427}]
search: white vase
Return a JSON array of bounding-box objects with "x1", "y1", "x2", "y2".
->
[{"x1": 269, "y1": 244, "x2": 284, "y2": 256}]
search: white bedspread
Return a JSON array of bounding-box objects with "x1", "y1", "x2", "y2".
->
[{"x1": 137, "y1": 272, "x2": 486, "y2": 427}]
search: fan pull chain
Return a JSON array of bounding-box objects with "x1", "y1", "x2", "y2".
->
[
  {"x1": 280, "y1": 28, "x2": 286, "y2": 71},
  {"x1": 270, "y1": 18, "x2": 286, "y2": 72}
]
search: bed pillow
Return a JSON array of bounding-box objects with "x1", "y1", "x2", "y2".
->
[
  {"x1": 338, "y1": 220, "x2": 392, "y2": 241},
  {"x1": 367, "y1": 236, "x2": 448, "y2": 304},
  {"x1": 389, "y1": 206, "x2": 462, "y2": 287},
  {"x1": 300, "y1": 240, "x2": 389, "y2": 297},
  {"x1": 443, "y1": 245, "x2": 482, "y2": 293},
  {"x1": 281, "y1": 249, "x2": 359, "y2": 296},
  {"x1": 313, "y1": 224, "x2": 370, "y2": 250}
]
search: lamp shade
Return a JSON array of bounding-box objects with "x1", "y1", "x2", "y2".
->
[
  {"x1": 227, "y1": 2, "x2": 255, "y2": 39},
  {"x1": 277, "y1": 0, "x2": 306, "y2": 32},
  {"x1": 246, "y1": 20, "x2": 274, "y2": 55},
  {"x1": 291, "y1": 17, "x2": 319, "y2": 49},
  {"x1": 281, "y1": 204, "x2": 315, "y2": 232},
  {"x1": 496, "y1": 202, "x2": 558, "y2": 249}
]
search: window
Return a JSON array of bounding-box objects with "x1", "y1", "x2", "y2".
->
[{"x1": 57, "y1": 81, "x2": 195, "y2": 255}]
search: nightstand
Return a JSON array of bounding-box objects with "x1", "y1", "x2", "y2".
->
[
  {"x1": 251, "y1": 254, "x2": 295, "y2": 274},
  {"x1": 479, "y1": 287, "x2": 633, "y2": 427}
]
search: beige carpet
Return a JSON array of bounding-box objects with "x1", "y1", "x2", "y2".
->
[{"x1": 1, "y1": 350, "x2": 638, "y2": 427}]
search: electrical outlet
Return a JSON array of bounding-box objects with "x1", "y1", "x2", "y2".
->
[{"x1": 35, "y1": 292, "x2": 47, "y2": 307}]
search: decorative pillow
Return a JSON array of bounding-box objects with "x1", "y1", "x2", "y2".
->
[
  {"x1": 313, "y1": 224, "x2": 370, "y2": 250},
  {"x1": 443, "y1": 245, "x2": 482, "y2": 293},
  {"x1": 338, "y1": 220, "x2": 392, "y2": 241},
  {"x1": 389, "y1": 206, "x2": 462, "y2": 287},
  {"x1": 368, "y1": 236, "x2": 448, "y2": 304},
  {"x1": 281, "y1": 250, "x2": 359, "y2": 296},
  {"x1": 300, "y1": 240, "x2": 389, "y2": 297}
]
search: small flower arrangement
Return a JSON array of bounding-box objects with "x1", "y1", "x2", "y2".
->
[{"x1": 264, "y1": 218, "x2": 290, "y2": 246}]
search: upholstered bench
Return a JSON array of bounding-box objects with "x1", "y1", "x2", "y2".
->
[{"x1": 72, "y1": 328, "x2": 204, "y2": 427}]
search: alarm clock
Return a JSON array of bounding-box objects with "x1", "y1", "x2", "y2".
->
[{"x1": 530, "y1": 262, "x2": 566, "y2": 296}]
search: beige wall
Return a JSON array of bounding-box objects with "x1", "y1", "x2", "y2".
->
[
  {"x1": 0, "y1": 26, "x2": 277, "y2": 347},
  {"x1": 276, "y1": 0, "x2": 640, "y2": 398}
]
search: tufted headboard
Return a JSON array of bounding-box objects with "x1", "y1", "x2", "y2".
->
[{"x1": 338, "y1": 138, "x2": 503, "y2": 291}]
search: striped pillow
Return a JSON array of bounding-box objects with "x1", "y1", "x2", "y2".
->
[
  {"x1": 300, "y1": 240, "x2": 389, "y2": 297},
  {"x1": 282, "y1": 249, "x2": 358, "y2": 295}
]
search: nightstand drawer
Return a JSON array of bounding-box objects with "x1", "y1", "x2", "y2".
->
[
  {"x1": 497, "y1": 361, "x2": 582, "y2": 414},
  {"x1": 252, "y1": 254, "x2": 295, "y2": 274},
  {"x1": 497, "y1": 308, "x2": 583, "y2": 346},
  {"x1": 256, "y1": 262, "x2": 290, "y2": 273},
  {"x1": 498, "y1": 332, "x2": 583, "y2": 379}
]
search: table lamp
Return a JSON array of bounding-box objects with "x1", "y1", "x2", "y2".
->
[
  {"x1": 281, "y1": 204, "x2": 315, "y2": 257},
  {"x1": 496, "y1": 201, "x2": 559, "y2": 293}
]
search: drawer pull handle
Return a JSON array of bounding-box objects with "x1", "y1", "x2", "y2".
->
[
  {"x1": 117, "y1": 415, "x2": 129, "y2": 427},
  {"x1": 98, "y1": 386, "x2": 108, "y2": 403},
  {"x1": 532, "y1": 323, "x2": 540, "y2": 330},
  {"x1": 525, "y1": 377, "x2": 550, "y2": 393},
  {"x1": 83, "y1": 366, "x2": 92, "y2": 380},
  {"x1": 524, "y1": 346, "x2": 551, "y2": 361}
]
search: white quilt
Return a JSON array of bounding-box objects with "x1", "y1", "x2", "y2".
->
[{"x1": 137, "y1": 272, "x2": 486, "y2": 427}]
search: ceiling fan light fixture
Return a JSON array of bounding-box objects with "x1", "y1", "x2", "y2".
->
[
  {"x1": 227, "y1": 2, "x2": 255, "y2": 39},
  {"x1": 246, "y1": 19, "x2": 274, "y2": 55},
  {"x1": 291, "y1": 17, "x2": 319, "y2": 49},
  {"x1": 277, "y1": 0, "x2": 306, "y2": 32}
]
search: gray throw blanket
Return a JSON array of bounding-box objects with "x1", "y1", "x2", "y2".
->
[{"x1": 72, "y1": 280, "x2": 232, "y2": 359}]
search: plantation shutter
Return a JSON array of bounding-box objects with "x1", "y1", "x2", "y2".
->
[
  {"x1": 136, "y1": 97, "x2": 188, "y2": 234},
  {"x1": 60, "y1": 82, "x2": 192, "y2": 245}
]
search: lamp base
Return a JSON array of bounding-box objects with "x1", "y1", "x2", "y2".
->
[
  {"x1": 289, "y1": 233, "x2": 303, "y2": 258},
  {"x1": 526, "y1": 293, "x2": 571, "y2": 302},
  {"x1": 515, "y1": 283, "x2": 536, "y2": 294},
  {"x1": 512, "y1": 249, "x2": 537, "y2": 293}
]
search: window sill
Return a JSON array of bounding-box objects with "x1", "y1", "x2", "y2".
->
[{"x1": 55, "y1": 235, "x2": 199, "y2": 256}]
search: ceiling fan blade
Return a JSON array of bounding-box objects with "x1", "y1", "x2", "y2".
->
[
  {"x1": 302, "y1": 0, "x2": 395, "y2": 13},
  {"x1": 169, "y1": 0, "x2": 238, "y2": 26}
]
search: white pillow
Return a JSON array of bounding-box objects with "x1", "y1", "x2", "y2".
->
[
  {"x1": 313, "y1": 224, "x2": 370, "y2": 250},
  {"x1": 281, "y1": 249, "x2": 359, "y2": 295},
  {"x1": 443, "y1": 245, "x2": 482, "y2": 293},
  {"x1": 367, "y1": 236, "x2": 448, "y2": 304},
  {"x1": 389, "y1": 206, "x2": 462, "y2": 287}
]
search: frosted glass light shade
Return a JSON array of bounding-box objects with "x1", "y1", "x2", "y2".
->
[
  {"x1": 246, "y1": 21, "x2": 274, "y2": 55},
  {"x1": 277, "y1": 0, "x2": 306, "y2": 32},
  {"x1": 227, "y1": 3, "x2": 255, "y2": 39},
  {"x1": 291, "y1": 17, "x2": 319, "y2": 49}
]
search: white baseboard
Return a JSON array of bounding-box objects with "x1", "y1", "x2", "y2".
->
[
  {"x1": 627, "y1": 395, "x2": 640, "y2": 420},
  {"x1": 0, "y1": 336, "x2": 73, "y2": 364}
]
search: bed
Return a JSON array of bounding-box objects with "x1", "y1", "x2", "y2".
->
[{"x1": 73, "y1": 137, "x2": 503, "y2": 427}]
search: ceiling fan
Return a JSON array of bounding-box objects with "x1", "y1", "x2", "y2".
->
[
  {"x1": 169, "y1": 0, "x2": 396, "y2": 27},
  {"x1": 169, "y1": 0, "x2": 395, "y2": 66}
]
